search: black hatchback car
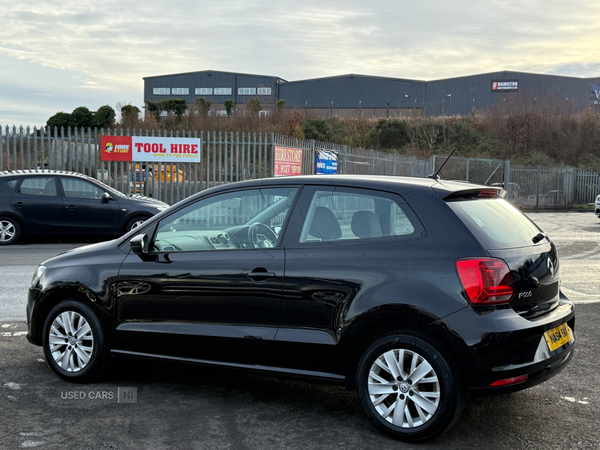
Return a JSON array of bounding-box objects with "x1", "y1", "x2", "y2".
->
[
  {"x1": 0, "y1": 170, "x2": 168, "y2": 244},
  {"x1": 26, "y1": 175, "x2": 575, "y2": 441}
]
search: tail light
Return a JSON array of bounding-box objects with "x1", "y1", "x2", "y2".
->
[{"x1": 456, "y1": 258, "x2": 514, "y2": 304}]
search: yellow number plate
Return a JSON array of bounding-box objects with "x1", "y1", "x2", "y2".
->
[{"x1": 544, "y1": 324, "x2": 573, "y2": 352}]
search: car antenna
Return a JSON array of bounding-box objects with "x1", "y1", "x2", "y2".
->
[{"x1": 428, "y1": 148, "x2": 457, "y2": 181}]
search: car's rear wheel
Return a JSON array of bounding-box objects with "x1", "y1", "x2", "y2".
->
[
  {"x1": 125, "y1": 216, "x2": 148, "y2": 233},
  {"x1": 357, "y1": 333, "x2": 464, "y2": 442},
  {"x1": 0, "y1": 217, "x2": 20, "y2": 245},
  {"x1": 42, "y1": 300, "x2": 109, "y2": 382}
]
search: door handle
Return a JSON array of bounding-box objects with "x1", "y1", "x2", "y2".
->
[
  {"x1": 15, "y1": 202, "x2": 24, "y2": 208},
  {"x1": 247, "y1": 269, "x2": 276, "y2": 281},
  {"x1": 66, "y1": 205, "x2": 77, "y2": 211}
]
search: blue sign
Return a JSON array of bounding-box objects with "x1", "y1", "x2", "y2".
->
[{"x1": 315, "y1": 149, "x2": 338, "y2": 175}]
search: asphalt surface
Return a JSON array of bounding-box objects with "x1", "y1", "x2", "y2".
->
[{"x1": 0, "y1": 212, "x2": 599, "y2": 449}]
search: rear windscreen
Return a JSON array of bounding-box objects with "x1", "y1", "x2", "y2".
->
[{"x1": 447, "y1": 199, "x2": 542, "y2": 249}]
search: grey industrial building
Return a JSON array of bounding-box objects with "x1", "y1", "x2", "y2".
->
[{"x1": 144, "y1": 70, "x2": 600, "y2": 118}]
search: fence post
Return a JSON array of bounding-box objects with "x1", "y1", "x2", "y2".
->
[
  {"x1": 503, "y1": 160, "x2": 511, "y2": 200},
  {"x1": 536, "y1": 165, "x2": 542, "y2": 209},
  {"x1": 310, "y1": 140, "x2": 316, "y2": 175},
  {"x1": 270, "y1": 132, "x2": 275, "y2": 177},
  {"x1": 564, "y1": 167, "x2": 575, "y2": 208}
]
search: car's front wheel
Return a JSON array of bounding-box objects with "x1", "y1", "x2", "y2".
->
[
  {"x1": 0, "y1": 217, "x2": 20, "y2": 245},
  {"x1": 357, "y1": 333, "x2": 464, "y2": 442},
  {"x1": 125, "y1": 216, "x2": 148, "y2": 233},
  {"x1": 42, "y1": 300, "x2": 109, "y2": 382}
]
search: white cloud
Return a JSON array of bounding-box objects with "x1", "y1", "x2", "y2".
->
[{"x1": 0, "y1": 0, "x2": 599, "y2": 126}]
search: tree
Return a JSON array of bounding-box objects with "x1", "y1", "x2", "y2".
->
[
  {"x1": 46, "y1": 112, "x2": 71, "y2": 132},
  {"x1": 92, "y1": 105, "x2": 116, "y2": 128},
  {"x1": 194, "y1": 97, "x2": 212, "y2": 116},
  {"x1": 71, "y1": 106, "x2": 93, "y2": 129},
  {"x1": 146, "y1": 101, "x2": 162, "y2": 120},
  {"x1": 224, "y1": 99, "x2": 235, "y2": 117},
  {"x1": 161, "y1": 99, "x2": 188, "y2": 117},
  {"x1": 121, "y1": 104, "x2": 141, "y2": 117},
  {"x1": 276, "y1": 99, "x2": 287, "y2": 110},
  {"x1": 247, "y1": 98, "x2": 262, "y2": 115}
]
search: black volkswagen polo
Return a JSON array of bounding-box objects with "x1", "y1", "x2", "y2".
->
[{"x1": 26, "y1": 175, "x2": 575, "y2": 442}]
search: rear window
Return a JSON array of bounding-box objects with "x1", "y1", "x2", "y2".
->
[{"x1": 448, "y1": 199, "x2": 542, "y2": 249}]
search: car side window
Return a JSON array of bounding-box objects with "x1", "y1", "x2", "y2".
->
[
  {"x1": 296, "y1": 187, "x2": 422, "y2": 244},
  {"x1": 5, "y1": 179, "x2": 19, "y2": 189},
  {"x1": 152, "y1": 187, "x2": 298, "y2": 252},
  {"x1": 60, "y1": 177, "x2": 105, "y2": 200},
  {"x1": 18, "y1": 177, "x2": 58, "y2": 197}
]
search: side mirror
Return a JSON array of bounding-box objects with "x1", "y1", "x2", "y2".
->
[
  {"x1": 101, "y1": 192, "x2": 113, "y2": 203},
  {"x1": 130, "y1": 234, "x2": 149, "y2": 255}
]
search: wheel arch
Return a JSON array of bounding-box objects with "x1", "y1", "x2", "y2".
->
[
  {"x1": 342, "y1": 307, "x2": 468, "y2": 391},
  {"x1": 30, "y1": 287, "x2": 113, "y2": 346},
  {"x1": 122, "y1": 213, "x2": 152, "y2": 234},
  {"x1": 0, "y1": 212, "x2": 25, "y2": 235}
]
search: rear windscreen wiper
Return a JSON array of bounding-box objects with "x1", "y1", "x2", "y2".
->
[{"x1": 532, "y1": 232, "x2": 547, "y2": 244}]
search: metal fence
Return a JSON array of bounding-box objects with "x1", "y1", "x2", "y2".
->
[
  {"x1": 1, "y1": 125, "x2": 599, "y2": 208},
  {"x1": 575, "y1": 170, "x2": 600, "y2": 204}
]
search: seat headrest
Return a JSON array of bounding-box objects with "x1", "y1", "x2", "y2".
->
[
  {"x1": 351, "y1": 210, "x2": 382, "y2": 238},
  {"x1": 308, "y1": 206, "x2": 342, "y2": 240}
]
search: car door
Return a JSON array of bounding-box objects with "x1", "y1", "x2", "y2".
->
[
  {"x1": 58, "y1": 176, "x2": 121, "y2": 234},
  {"x1": 113, "y1": 185, "x2": 299, "y2": 365},
  {"x1": 10, "y1": 176, "x2": 66, "y2": 234},
  {"x1": 274, "y1": 185, "x2": 426, "y2": 375}
]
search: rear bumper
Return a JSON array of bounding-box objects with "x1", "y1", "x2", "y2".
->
[{"x1": 440, "y1": 296, "x2": 575, "y2": 391}]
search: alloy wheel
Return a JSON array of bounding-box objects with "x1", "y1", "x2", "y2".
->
[
  {"x1": 0, "y1": 220, "x2": 16, "y2": 243},
  {"x1": 368, "y1": 349, "x2": 441, "y2": 428},
  {"x1": 48, "y1": 311, "x2": 94, "y2": 373}
]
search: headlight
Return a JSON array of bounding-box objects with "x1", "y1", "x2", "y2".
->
[{"x1": 31, "y1": 265, "x2": 46, "y2": 287}]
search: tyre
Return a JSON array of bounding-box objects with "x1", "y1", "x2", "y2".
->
[
  {"x1": 0, "y1": 217, "x2": 20, "y2": 245},
  {"x1": 42, "y1": 299, "x2": 109, "y2": 382},
  {"x1": 125, "y1": 216, "x2": 148, "y2": 233},
  {"x1": 356, "y1": 333, "x2": 464, "y2": 442}
]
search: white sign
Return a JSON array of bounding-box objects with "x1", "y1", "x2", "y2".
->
[{"x1": 132, "y1": 137, "x2": 201, "y2": 162}]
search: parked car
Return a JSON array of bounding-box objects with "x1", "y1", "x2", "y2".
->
[
  {"x1": 0, "y1": 170, "x2": 168, "y2": 245},
  {"x1": 595, "y1": 194, "x2": 600, "y2": 218},
  {"x1": 130, "y1": 163, "x2": 185, "y2": 194},
  {"x1": 26, "y1": 175, "x2": 575, "y2": 442}
]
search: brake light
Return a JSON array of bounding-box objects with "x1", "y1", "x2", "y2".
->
[
  {"x1": 477, "y1": 189, "x2": 500, "y2": 199},
  {"x1": 490, "y1": 375, "x2": 527, "y2": 387},
  {"x1": 456, "y1": 258, "x2": 514, "y2": 304}
]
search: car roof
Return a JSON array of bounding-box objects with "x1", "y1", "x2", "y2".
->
[
  {"x1": 0, "y1": 169, "x2": 91, "y2": 180},
  {"x1": 200, "y1": 174, "x2": 495, "y2": 198}
]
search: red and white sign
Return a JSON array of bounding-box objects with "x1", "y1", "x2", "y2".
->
[
  {"x1": 492, "y1": 80, "x2": 518, "y2": 91},
  {"x1": 101, "y1": 136, "x2": 201, "y2": 163},
  {"x1": 274, "y1": 146, "x2": 303, "y2": 177},
  {"x1": 101, "y1": 136, "x2": 133, "y2": 161}
]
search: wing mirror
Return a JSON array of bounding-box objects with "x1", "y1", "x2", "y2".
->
[
  {"x1": 101, "y1": 192, "x2": 114, "y2": 203},
  {"x1": 130, "y1": 234, "x2": 149, "y2": 255}
]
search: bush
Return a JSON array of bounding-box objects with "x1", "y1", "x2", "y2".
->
[{"x1": 369, "y1": 119, "x2": 411, "y2": 149}]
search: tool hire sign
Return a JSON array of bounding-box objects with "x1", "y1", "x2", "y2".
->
[{"x1": 101, "y1": 136, "x2": 201, "y2": 163}]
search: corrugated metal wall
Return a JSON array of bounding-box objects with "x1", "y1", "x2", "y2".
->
[
  {"x1": 144, "y1": 70, "x2": 600, "y2": 116},
  {"x1": 144, "y1": 71, "x2": 280, "y2": 106}
]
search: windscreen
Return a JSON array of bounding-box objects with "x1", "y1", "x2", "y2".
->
[{"x1": 448, "y1": 199, "x2": 542, "y2": 249}]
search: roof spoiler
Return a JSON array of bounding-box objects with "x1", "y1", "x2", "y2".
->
[{"x1": 443, "y1": 188, "x2": 506, "y2": 202}]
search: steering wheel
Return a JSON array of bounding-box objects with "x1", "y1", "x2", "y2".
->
[{"x1": 248, "y1": 222, "x2": 278, "y2": 248}]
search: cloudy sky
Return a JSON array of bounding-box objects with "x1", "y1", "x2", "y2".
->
[{"x1": 1, "y1": 0, "x2": 599, "y2": 127}]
